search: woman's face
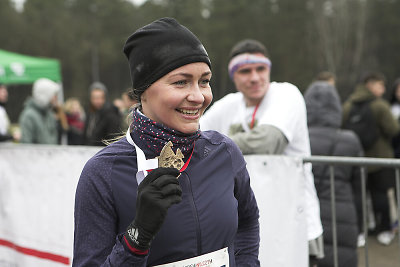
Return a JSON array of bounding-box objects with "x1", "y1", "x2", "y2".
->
[{"x1": 141, "y1": 62, "x2": 212, "y2": 134}]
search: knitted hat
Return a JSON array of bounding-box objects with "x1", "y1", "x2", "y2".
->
[
  {"x1": 123, "y1": 17, "x2": 211, "y2": 100},
  {"x1": 32, "y1": 78, "x2": 60, "y2": 108}
]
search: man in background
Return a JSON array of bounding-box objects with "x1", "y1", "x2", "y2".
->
[
  {"x1": 84, "y1": 81, "x2": 121, "y2": 146},
  {"x1": 200, "y1": 39, "x2": 324, "y2": 265},
  {"x1": 343, "y1": 71, "x2": 399, "y2": 246}
]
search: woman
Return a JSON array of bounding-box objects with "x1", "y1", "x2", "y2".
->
[
  {"x1": 64, "y1": 97, "x2": 85, "y2": 145},
  {"x1": 305, "y1": 81, "x2": 362, "y2": 267},
  {"x1": 390, "y1": 77, "x2": 400, "y2": 158},
  {"x1": 19, "y1": 78, "x2": 61, "y2": 144},
  {"x1": 73, "y1": 18, "x2": 260, "y2": 266}
]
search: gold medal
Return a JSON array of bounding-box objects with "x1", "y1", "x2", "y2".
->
[{"x1": 158, "y1": 141, "x2": 184, "y2": 170}]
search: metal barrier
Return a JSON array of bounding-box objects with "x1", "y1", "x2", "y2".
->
[{"x1": 303, "y1": 156, "x2": 400, "y2": 267}]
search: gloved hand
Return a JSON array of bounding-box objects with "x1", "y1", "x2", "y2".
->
[{"x1": 124, "y1": 167, "x2": 182, "y2": 252}]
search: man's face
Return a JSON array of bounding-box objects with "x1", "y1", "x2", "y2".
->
[
  {"x1": 232, "y1": 54, "x2": 270, "y2": 107},
  {"x1": 367, "y1": 80, "x2": 385, "y2": 98},
  {"x1": 90, "y1": 89, "x2": 106, "y2": 110},
  {"x1": 0, "y1": 86, "x2": 8, "y2": 103}
]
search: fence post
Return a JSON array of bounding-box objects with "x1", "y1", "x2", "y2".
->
[
  {"x1": 330, "y1": 166, "x2": 338, "y2": 267},
  {"x1": 361, "y1": 167, "x2": 369, "y2": 267},
  {"x1": 396, "y1": 168, "x2": 400, "y2": 264}
]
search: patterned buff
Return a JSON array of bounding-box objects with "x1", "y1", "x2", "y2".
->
[{"x1": 130, "y1": 109, "x2": 200, "y2": 159}]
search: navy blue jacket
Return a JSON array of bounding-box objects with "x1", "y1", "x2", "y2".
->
[{"x1": 73, "y1": 130, "x2": 260, "y2": 266}]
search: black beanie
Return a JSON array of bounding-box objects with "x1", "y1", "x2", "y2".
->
[{"x1": 123, "y1": 17, "x2": 211, "y2": 100}]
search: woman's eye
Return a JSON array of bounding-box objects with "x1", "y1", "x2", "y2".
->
[
  {"x1": 173, "y1": 80, "x2": 187, "y2": 86},
  {"x1": 200, "y1": 79, "x2": 210, "y2": 86}
]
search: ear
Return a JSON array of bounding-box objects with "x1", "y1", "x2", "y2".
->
[{"x1": 140, "y1": 91, "x2": 147, "y2": 103}]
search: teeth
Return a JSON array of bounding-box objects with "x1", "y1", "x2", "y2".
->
[{"x1": 179, "y1": 109, "x2": 198, "y2": 115}]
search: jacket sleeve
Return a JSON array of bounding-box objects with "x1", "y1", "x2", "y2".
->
[
  {"x1": 73, "y1": 157, "x2": 148, "y2": 267},
  {"x1": 229, "y1": 142, "x2": 260, "y2": 266},
  {"x1": 377, "y1": 100, "x2": 400, "y2": 138},
  {"x1": 19, "y1": 113, "x2": 36, "y2": 143},
  {"x1": 229, "y1": 124, "x2": 288, "y2": 155}
]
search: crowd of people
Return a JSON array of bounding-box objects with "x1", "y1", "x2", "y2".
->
[
  {"x1": 0, "y1": 80, "x2": 137, "y2": 146},
  {"x1": 1, "y1": 17, "x2": 399, "y2": 267}
]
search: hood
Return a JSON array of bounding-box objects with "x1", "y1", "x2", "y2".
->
[
  {"x1": 32, "y1": 78, "x2": 60, "y2": 108},
  {"x1": 23, "y1": 97, "x2": 48, "y2": 113},
  {"x1": 304, "y1": 81, "x2": 342, "y2": 128}
]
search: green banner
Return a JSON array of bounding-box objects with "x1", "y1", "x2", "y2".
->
[{"x1": 0, "y1": 49, "x2": 61, "y2": 84}]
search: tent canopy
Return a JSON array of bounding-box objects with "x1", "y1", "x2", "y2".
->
[{"x1": 0, "y1": 49, "x2": 61, "y2": 85}]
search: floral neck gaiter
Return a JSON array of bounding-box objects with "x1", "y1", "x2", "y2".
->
[{"x1": 130, "y1": 109, "x2": 200, "y2": 159}]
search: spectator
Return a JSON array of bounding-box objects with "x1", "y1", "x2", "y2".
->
[
  {"x1": 113, "y1": 97, "x2": 124, "y2": 114},
  {"x1": 120, "y1": 89, "x2": 137, "y2": 129},
  {"x1": 0, "y1": 84, "x2": 14, "y2": 142},
  {"x1": 390, "y1": 77, "x2": 400, "y2": 158},
  {"x1": 305, "y1": 81, "x2": 362, "y2": 266},
  {"x1": 19, "y1": 78, "x2": 61, "y2": 144},
  {"x1": 83, "y1": 81, "x2": 121, "y2": 146},
  {"x1": 73, "y1": 18, "x2": 259, "y2": 266},
  {"x1": 342, "y1": 71, "x2": 400, "y2": 245},
  {"x1": 314, "y1": 71, "x2": 336, "y2": 86},
  {"x1": 113, "y1": 89, "x2": 138, "y2": 131},
  {"x1": 200, "y1": 39, "x2": 324, "y2": 265},
  {"x1": 64, "y1": 97, "x2": 85, "y2": 145}
]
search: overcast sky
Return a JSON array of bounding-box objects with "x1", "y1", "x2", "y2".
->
[{"x1": 11, "y1": 0, "x2": 146, "y2": 11}]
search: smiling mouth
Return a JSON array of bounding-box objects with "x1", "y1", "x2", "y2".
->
[{"x1": 176, "y1": 109, "x2": 200, "y2": 115}]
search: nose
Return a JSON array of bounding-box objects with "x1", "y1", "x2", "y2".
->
[
  {"x1": 249, "y1": 69, "x2": 260, "y2": 81},
  {"x1": 187, "y1": 84, "x2": 204, "y2": 103}
]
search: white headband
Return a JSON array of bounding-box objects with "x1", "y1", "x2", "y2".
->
[{"x1": 228, "y1": 53, "x2": 271, "y2": 79}]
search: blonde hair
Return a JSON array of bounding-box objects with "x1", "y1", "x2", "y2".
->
[{"x1": 64, "y1": 97, "x2": 85, "y2": 117}]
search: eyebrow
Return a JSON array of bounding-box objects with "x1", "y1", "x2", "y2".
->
[{"x1": 170, "y1": 71, "x2": 212, "y2": 78}]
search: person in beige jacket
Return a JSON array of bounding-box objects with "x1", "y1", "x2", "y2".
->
[{"x1": 342, "y1": 71, "x2": 400, "y2": 246}]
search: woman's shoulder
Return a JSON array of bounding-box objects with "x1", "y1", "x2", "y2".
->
[
  {"x1": 85, "y1": 138, "x2": 134, "y2": 166},
  {"x1": 200, "y1": 130, "x2": 234, "y2": 146},
  {"x1": 200, "y1": 130, "x2": 244, "y2": 158},
  {"x1": 80, "y1": 138, "x2": 136, "y2": 184},
  {"x1": 198, "y1": 131, "x2": 246, "y2": 172}
]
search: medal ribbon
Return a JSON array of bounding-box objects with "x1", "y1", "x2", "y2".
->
[{"x1": 250, "y1": 103, "x2": 260, "y2": 129}]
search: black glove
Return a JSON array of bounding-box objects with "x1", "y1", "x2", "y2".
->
[{"x1": 125, "y1": 167, "x2": 182, "y2": 251}]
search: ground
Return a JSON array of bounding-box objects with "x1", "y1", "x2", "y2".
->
[{"x1": 358, "y1": 234, "x2": 399, "y2": 267}]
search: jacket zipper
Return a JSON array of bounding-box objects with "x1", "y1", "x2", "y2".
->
[{"x1": 182, "y1": 172, "x2": 202, "y2": 255}]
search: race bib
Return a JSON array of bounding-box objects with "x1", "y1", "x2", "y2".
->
[{"x1": 153, "y1": 247, "x2": 229, "y2": 267}]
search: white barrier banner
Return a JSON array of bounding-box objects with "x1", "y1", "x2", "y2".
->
[
  {"x1": 0, "y1": 144, "x2": 100, "y2": 267},
  {"x1": 0, "y1": 145, "x2": 307, "y2": 267}
]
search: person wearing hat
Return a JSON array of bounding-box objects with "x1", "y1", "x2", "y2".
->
[
  {"x1": 0, "y1": 83, "x2": 14, "y2": 142},
  {"x1": 18, "y1": 78, "x2": 62, "y2": 144},
  {"x1": 200, "y1": 39, "x2": 324, "y2": 265},
  {"x1": 73, "y1": 18, "x2": 260, "y2": 266},
  {"x1": 83, "y1": 81, "x2": 122, "y2": 146}
]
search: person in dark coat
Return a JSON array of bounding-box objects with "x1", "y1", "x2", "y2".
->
[
  {"x1": 390, "y1": 77, "x2": 400, "y2": 158},
  {"x1": 0, "y1": 84, "x2": 14, "y2": 142},
  {"x1": 343, "y1": 72, "x2": 399, "y2": 245},
  {"x1": 64, "y1": 97, "x2": 85, "y2": 145},
  {"x1": 83, "y1": 81, "x2": 122, "y2": 146},
  {"x1": 305, "y1": 81, "x2": 362, "y2": 267}
]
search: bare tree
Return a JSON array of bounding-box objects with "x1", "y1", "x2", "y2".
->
[{"x1": 308, "y1": 0, "x2": 368, "y2": 95}]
